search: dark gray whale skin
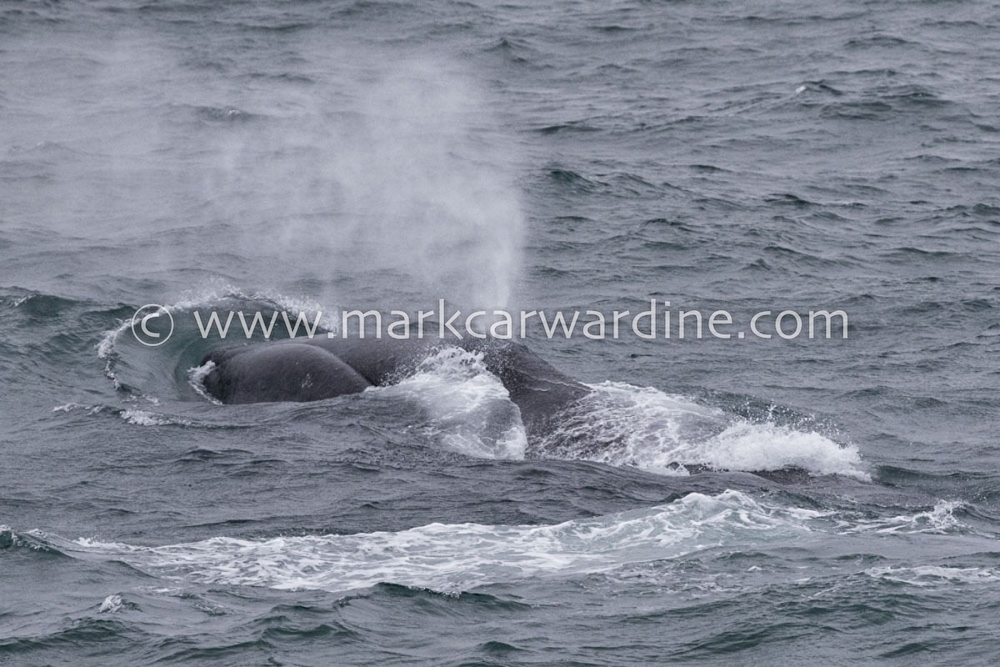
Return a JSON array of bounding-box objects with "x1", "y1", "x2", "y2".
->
[{"x1": 200, "y1": 336, "x2": 591, "y2": 438}]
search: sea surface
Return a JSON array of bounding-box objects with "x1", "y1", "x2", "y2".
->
[{"x1": 2, "y1": 0, "x2": 999, "y2": 665}]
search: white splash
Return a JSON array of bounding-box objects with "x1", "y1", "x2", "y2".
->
[
  {"x1": 838, "y1": 500, "x2": 965, "y2": 535},
  {"x1": 71, "y1": 490, "x2": 814, "y2": 594},
  {"x1": 98, "y1": 594, "x2": 124, "y2": 613},
  {"x1": 188, "y1": 360, "x2": 221, "y2": 405},
  {"x1": 382, "y1": 347, "x2": 527, "y2": 460},
  {"x1": 541, "y1": 382, "x2": 867, "y2": 480},
  {"x1": 866, "y1": 565, "x2": 1000, "y2": 587},
  {"x1": 120, "y1": 409, "x2": 191, "y2": 427}
]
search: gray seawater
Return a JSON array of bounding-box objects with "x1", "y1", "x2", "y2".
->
[{"x1": 2, "y1": 0, "x2": 999, "y2": 665}]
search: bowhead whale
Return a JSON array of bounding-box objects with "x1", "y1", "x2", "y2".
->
[{"x1": 200, "y1": 336, "x2": 591, "y2": 438}]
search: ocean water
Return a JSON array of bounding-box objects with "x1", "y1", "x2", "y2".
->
[{"x1": 2, "y1": 0, "x2": 999, "y2": 665}]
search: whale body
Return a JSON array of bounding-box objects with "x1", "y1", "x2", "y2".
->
[{"x1": 200, "y1": 336, "x2": 591, "y2": 438}]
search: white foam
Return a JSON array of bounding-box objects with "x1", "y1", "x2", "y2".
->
[
  {"x1": 838, "y1": 500, "x2": 964, "y2": 535},
  {"x1": 172, "y1": 278, "x2": 247, "y2": 312},
  {"x1": 188, "y1": 360, "x2": 221, "y2": 405},
  {"x1": 382, "y1": 347, "x2": 527, "y2": 460},
  {"x1": 175, "y1": 280, "x2": 341, "y2": 335},
  {"x1": 693, "y1": 420, "x2": 867, "y2": 480},
  {"x1": 98, "y1": 594, "x2": 124, "y2": 613},
  {"x1": 51, "y1": 403, "x2": 106, "y2": 416},
  {"x1": 542, "y1": 382, "x2": 868, "y2": 480},
  {"x1": 120, "y1": 409, "x2": 191, "y2": 427},
  {"x1": 96, "y1": 323, "x2": 125, "y2": 360},
  {"x1": 70, "y1": 490, "x2": 814, "y2": 594},
  {"x1": 866, "y1": 565, "x2": 1000, "y2": 587},
  {"x1": 98, "y1": 282, "x2": 339, "y2": 367},
  {"x1": 96, "y1": 321, "x2": 128, "y2": 389}
]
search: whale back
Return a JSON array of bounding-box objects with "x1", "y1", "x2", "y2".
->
[
  {"x1": 201, "y1": 343, "x2": 371, "y2": 404},
  {"x1": 199, "y1": 336, "x2": 590, "y2": 438}
]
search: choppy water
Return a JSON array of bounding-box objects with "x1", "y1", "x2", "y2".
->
[{"x1": 2, "y1": 1, "x2": 999, "y2": 665}]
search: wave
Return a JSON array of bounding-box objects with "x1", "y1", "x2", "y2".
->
[
  {"x1": 96, "y1": 280, "x2": 340, "y2": 363},
  {"x1": 540, "y1": 382, "x2": 868, "y2": 479},
  {"x1": 95, "y1": 280, "x2": 340, "y2": 398},
  {"x1": 8, "y1": 491, "x2": 973, "y2": 596},
  {"x1": 865, "y1": 565, "x2": 1000, "y2": 587},
  {"x1": 59, "y1": 491, "x2": 817, "y2": 594},
  {"x1": 835, "y1": 500, "x2": 965, "y2": 535}
]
